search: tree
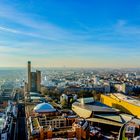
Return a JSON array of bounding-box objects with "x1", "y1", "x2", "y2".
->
[
  {"x1": 40, "y1": 86, "x2": 48, "y2": 95},
  {"x1": 61, "y1": 98, "x2": 67, "y2": 108}
]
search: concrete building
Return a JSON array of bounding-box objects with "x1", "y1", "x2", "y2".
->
[
  {"x1": 26, "y1": 102, "x2": 79, "y2": 140},
  {"x1": 126, "y1": 73, "x2": 136, "y2": 80},
  {"x1": 28, "y1": 61, "x2": 31, "y2": 92},
  {"x1": 72, "y1": 97, "x2": 125, "y2": 127},
  {"x1": 0, "y1": 102, "x2": 17, "y2": 140},
  {"x1": 27, "y1": 61, "x2": 41, "y2": 92}
]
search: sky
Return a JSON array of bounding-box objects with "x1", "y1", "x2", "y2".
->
[{"x1": 0, "y1": 0, "x2": 140, "y2": 68}]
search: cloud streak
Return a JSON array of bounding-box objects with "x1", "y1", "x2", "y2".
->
[
  {"x1": 0, "y1": 3, "x2": 89, "y2": 42},
  {"x1": 0, "y1": 2, "x2": 140, "y2": 44},
  {"x1": 0, "y1": 2, "x2": 139, "y2": 68}
]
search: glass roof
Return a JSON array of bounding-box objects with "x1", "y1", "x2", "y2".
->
[{"x1": 34, "y1": 102, "x2": 56, "y2": 113}]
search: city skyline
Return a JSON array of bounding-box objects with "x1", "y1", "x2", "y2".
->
[{"x1": 0, "y1": 0, "x2": 140, "y2": 68}]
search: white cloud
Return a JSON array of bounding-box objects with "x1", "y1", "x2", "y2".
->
[{"x1": 0, "y1": 3, "x2": 74, "y2": 41}]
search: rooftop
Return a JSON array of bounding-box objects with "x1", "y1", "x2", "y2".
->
[
  {"x1": 73, "y1": 100, "x2": 117, "y2": 113},
  {"x1": 34, "y1": 102, "x2": 56, "y2": 113},
  {"x1": 112, "y1": 93, "x2": 140, "y2": 107}
]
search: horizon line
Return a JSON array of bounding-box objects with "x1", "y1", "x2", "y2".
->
[{"x1": 0, "y1": 66, "x2": 139, "y2": 69}]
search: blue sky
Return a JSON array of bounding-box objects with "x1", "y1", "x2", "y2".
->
[{"x1": 0, "y1": 0, "x2": 140, "y2": 68}]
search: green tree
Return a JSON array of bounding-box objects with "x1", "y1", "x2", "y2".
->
[{"x1": 61, "y1": 99, "x2": 67, "y2": 108}]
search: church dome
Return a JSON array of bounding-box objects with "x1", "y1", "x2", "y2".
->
[{"x1": 34, "y1": 102, "x2": 56, "y2": 113}]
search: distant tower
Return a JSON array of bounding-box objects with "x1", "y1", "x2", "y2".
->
[
  {"x1": 27, "y1": 61, "x2": 41, "y2": 92},
  {"x1": 28, "y1": 61, "x2": 31, "y2": 92}
]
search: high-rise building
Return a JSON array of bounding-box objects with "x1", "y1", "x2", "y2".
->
[
  {"x1": 27, "y1": 61, "x2": 41, "y2": 92},
  {"x1": 28, "y1": 61, "x2": 31, "y2": 91},
  {"x1": 36, "y1": 70, "x2": 41, "y2": 92},
  {"x1": 30, "y1": 72, "x2": 37, "y2": 92}
]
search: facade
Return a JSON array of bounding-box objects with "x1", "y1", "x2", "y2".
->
[
  {"x1": 28, "y1": 115, "x2": 89, "y2": 140},
  {"x1": 36, "y1": 70, "x2": 41, "y2": 93},
  {"x1": 126, "y1": 73, "x2": 136, "y2": 79},
  {"x1": 26, "y1": 102, "x2": 81, "y2": 140},
  {"x1": 27, "y1": 61, "x2": 41, "y2": 92},
  {"x1": 0, "y1": 82, "x2": 15, "y2": 108},
  {"x1": 0, "y1": 102, "x2": 17, "y2": 140},
  {"x1": 31, "y1": 72, "x2": 37, "y2": 92},
  {"x1": 28, "y1": 61, "x2": 31, "y2": 92}
]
